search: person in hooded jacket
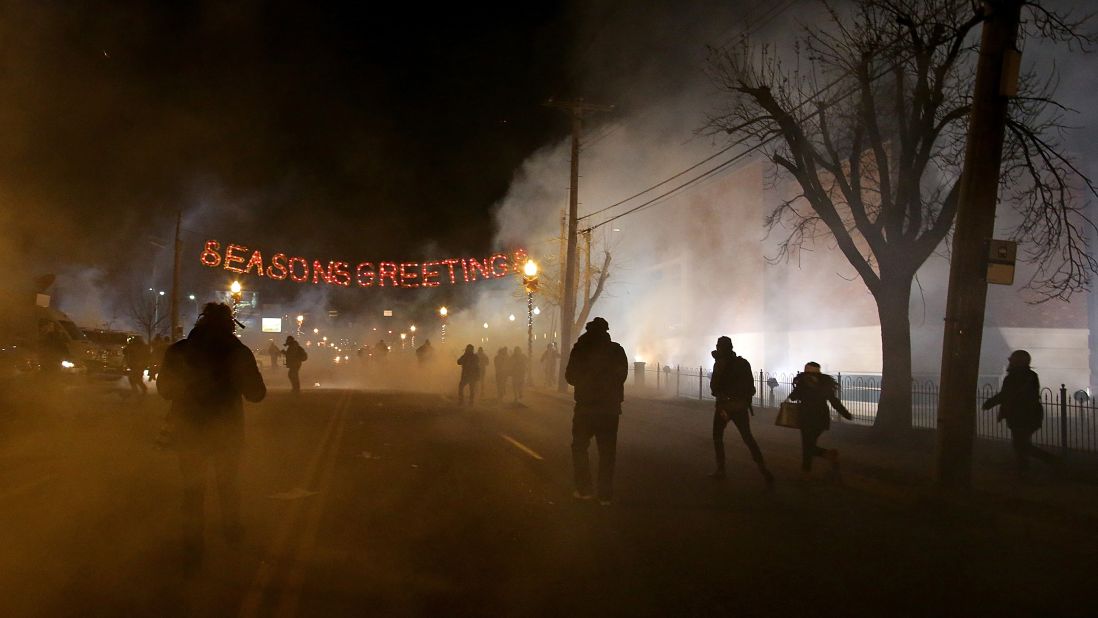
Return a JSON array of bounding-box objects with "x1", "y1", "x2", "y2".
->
[
  {"x1": 510, "y1": 346, "x2": 528, "y2": 402},
  {"x1": 457, "y1": 344, "x2": 480, "y2": 405},
  {"x1": 788, "y1": 362, "x2": 852, "y2": 478},
  {"x1": 157, "y1": 303, "x2": 266, "y2": 574},
  {"x1": 283, "y1": 336, "x2": 307, "y2": 394},
  {"x1": 123, "y1": 335, "x2": 150, "y2": 394},
  {"x1": 565, "y1": 317, "x2": 628, "y2": 506},
  {"x1": 494, "y1": 347, "x2": 510, "y2": 401},
  {"x1": 476, "y1": 346, "x2": 490, "y2": 398},
  {"x1": 982, "y1": 350, "x2": 1057, "y2": 475},
  {"x1": 709, "y1": 336, "x2": 773, "y2": 487}
]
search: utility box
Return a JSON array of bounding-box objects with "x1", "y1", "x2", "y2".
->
[{"x1": 986, "y1": 239, "x2": 1017, "y2": 285}]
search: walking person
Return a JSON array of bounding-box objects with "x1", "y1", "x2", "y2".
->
[
  {"x1": 565, "y1": 317, "x2": 628, "y2": 506},
  {"x1": 788, "y1": 362, "x2": 852, "y2": 480},
  {"x1": 540, "y1": 342, "x2": 560, "y2": 388},
  {"x1": 457, "y1": 344, "x2": 480, "y2": 405},
  {"x1": 283, "y1": 336, "x2": 308, "y2": 395},
  {"x1": 156, "y1": 303, "x2": 266, "y2": 575},
  {"x1": 123, "y1": 335, "x2": 150, "y2": 394},
  {"x1": 150, "y1": 335, "x2": 169, "y2": 381},
  {"x1": 510, "y1": 346, "x2": 528, "y2": 402},
  {"x1": 266, "y1": 340, "x2": 281, "y2": 371},
  {"x1": 476, "y1": 346, "x2": 490, "y2": 398},
  {"x1": 494, "y1": 347, "x2": 510, "y2": 401},
  {"x1": 982, "y1": 350, "x2": 1058, "y2": 476},
  {"x1": 708, "y1": 337, "x2": 773, "y2": 487}
]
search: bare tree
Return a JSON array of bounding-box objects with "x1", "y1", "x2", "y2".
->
[
  {"x1": 128, "y1": 290, "x2": 168, "y2": 341},
  {"x1": 525, "y1": 245, "x2": 612, "y2": 341},
  {"x1": 706, "y1": 0, "x2": 1096, "y2": 435}
]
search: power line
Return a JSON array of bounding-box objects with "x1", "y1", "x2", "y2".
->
[{"x1": 582, "y1": 40, "x2": 917, "y2": 232}]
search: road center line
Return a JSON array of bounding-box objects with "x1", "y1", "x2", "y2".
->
[
  {"x1": 240, "y1": 390, "x2": 351, "y2": 618},
  {"x1": 500, "y1": 433, "x2": 544, "y2": 461}
]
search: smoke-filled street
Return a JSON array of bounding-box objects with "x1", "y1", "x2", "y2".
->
[
  {"x1": 2, "y1": 376, "x2": 1096, "y2": 617},
  {"x1": 5, "y1": 0, "x2": 1098, "y2": 615}
]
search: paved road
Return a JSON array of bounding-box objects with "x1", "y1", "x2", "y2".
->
[{"x1": 1, "y1": 376, "x2": 1096, "y2": 617}]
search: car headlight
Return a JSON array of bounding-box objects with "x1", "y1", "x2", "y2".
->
[{"x1": 61, "y1": 360, "x2": 75, "y2": 369}]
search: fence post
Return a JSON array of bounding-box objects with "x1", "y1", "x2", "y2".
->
[
  {"x1": 676, "y1": 365, "x2": 680, "y2": 398},
  {"x1": 698, "y1": 366, "x2": 703, "y2": 400},
  {"x1": 1060, "y1": 384, "x2": 1069, "y2": 453},
  {"x1": 837, "y1": 372, "x2": 843, "y2": 400},
  {"x1": 758, "y1": 370, "x2": 764, "y2": 408},
  {"x1": 656, "y1": 362, "x2": 661, "y2": 391}
]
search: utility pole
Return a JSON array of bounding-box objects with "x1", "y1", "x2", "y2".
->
[
  {"x1": 545, "y1": 98, "x2": 612, "y2": 393},
  {"x1": 170, "y1": 211, "x2": 182, "y2": 341},
  {"x1": 583, "y1": 229, "x2": 592, "y2": 303},
  {"x1": 935, "y1": 0, "x2": 1023, "y2": 489}
]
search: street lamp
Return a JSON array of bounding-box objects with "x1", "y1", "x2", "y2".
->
[
  {"x1": 229, "y1": 280, "x2": 242, "y2": 310},
  {"x1": 410, "y1": 324, "x2": 416, "y2": 348},
  {"x1": 522, "y1": 259, "x2": 539, "y2": 381},
  {"x1": 400, "y1": 332, "x2": 407, "y2": 350},
  {"x1": 296, "y1": 314, "x2": 304, "y2": 336},
  {"x1": 439, "y1": 306, "x2": 448, "y2": 344}
]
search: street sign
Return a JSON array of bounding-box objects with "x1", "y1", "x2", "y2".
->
[{"x1": 986, "y1": 239, "x2": 1017, "y2": 285}]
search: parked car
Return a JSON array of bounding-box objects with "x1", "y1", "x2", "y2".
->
[{"x1": 80, "y1": 328, "x2": 133, "y2": 378}]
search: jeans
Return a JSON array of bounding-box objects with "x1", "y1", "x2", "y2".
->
[
  {"x1": 799, "y1": 427, "x2": 827, "y2": 471},
  {"x1": 1011, "y1": 429, "x2": 1055, "y2": 472},
  {"x1": 572, "y1": 413, "x2": 619, "y2": 500},
  {"x1": 712, "y1": 402, "x2": 766, "y2": 470},
  {"x1": 458, "y1": 379, "x2": 476, "y2": 404},
  {"x1": 178, "y1": 444, "x2": 242, "y2": 559},
  {"x1": 288, "y1": 366, "x2": 301, "y2": 394}
]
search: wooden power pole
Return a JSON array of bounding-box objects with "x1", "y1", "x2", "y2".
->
[
  {"x1": 170, "y1": 210, "x2": 183, "y2": 341},
  {"x1": 935, "y1": 0, "x2": 1023, "y2": 489},
  {"x1": 545, "y1": 98, "x2": 612, "y2": 393}
]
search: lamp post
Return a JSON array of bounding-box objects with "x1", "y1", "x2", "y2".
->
[
  {"x1": 410, "y1": 324, "x2": 416, "y2": 348},
  {"x1": 400, "y1": 332, "x2": 407, "y2": 350},
  {"x1": 296, "y1": 314, "x2": 304, "y2": 337},
  {"x1": 522, "y1": 259, "x2": 539, "y2": 381},
  {"x1": 439, "y1": 306, "x2": 448, "y2": 344},
  {"x1": 154, "y1": 290, "x2": 166, "y2": 336},
  {"x1": 229, "y1": 280, "x2": 242, "y2": 317}
]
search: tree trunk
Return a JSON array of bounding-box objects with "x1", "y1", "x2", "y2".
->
[{"x1": 873, "y1": 274, "x2": 915, "y2": 437}]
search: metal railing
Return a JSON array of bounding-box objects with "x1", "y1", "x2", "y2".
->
[{"x1": 637, "y1": 363, "x2": 1098, "y2": 453}]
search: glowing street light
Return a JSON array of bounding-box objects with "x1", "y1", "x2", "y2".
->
[
  {"x1": 508, "y1": 314, "x2": 516, "y2": 322},
  {"x1": 533, "y1": 306, "x2": 541, "y2": 316},
  {"x1": 439, "y1": 306, "x2": 448, "y2": 344},
  {"x1": 521, "y1": 259, "x2": 540, "y2": 381},
  {"x1": 409, "y1": 324, "x2": 417, "y2": 347},
  {"x1": 313, "y1": 328, "x2": 319, "y2": 335},
  {"x1": 400, "y1": 332, "x2": 407, "y2": 350},
  {"x1": 296, "y1": 314, "x2": 304, "y2": 336}
]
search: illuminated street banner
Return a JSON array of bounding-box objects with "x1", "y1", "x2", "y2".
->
[{"x1": 200, "y1": 240, "x2": 529, "y2": 289}]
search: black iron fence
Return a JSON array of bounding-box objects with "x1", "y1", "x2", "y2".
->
[{"x1": 637, "y1": 363, "x2": 1098, "y2": 453}]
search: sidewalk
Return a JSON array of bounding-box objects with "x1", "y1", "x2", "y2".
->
[{"x1": 534, "y1": 384, "x2": 1098, "y2": 526}]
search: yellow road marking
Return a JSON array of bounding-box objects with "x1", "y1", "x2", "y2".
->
[{"x1": 500, "y1": 433, "x2": 544, "y2": 461}]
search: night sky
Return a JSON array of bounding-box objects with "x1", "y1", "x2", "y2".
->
[
  {"x1": 0, "y1": 1, "x2": 585, "y2": 270},
  {"x1": 0, "y1": 0, "x2": 754, "y2": 319}
]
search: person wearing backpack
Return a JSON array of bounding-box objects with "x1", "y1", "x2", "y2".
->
[
  {"x1": 565, "y1": 317, "x2": 628, "y2": 506},
  {"x1": 283, "y1": 335, "x2": 308, "y2": 395},
  {"x1": 157, "y1": 303, "x2": 266, "y2": 575},
  {"x1": 709, "y1": 336, "x2": 773, "y2": 488}
]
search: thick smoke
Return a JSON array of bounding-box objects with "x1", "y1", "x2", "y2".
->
[{"x1": 487, "y1": 0, "x2": 1098, "y2": 390}]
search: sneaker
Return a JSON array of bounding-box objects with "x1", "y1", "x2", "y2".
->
[
  {"x1": 598, "y1": 499, "x2": 612, "y2": 507},
  {"x1": 708, "y1": 470, "x2": 727, "y2": 480},
  {"x1": 572, "y1": 490, "x2": 593, "y2": 501}
]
